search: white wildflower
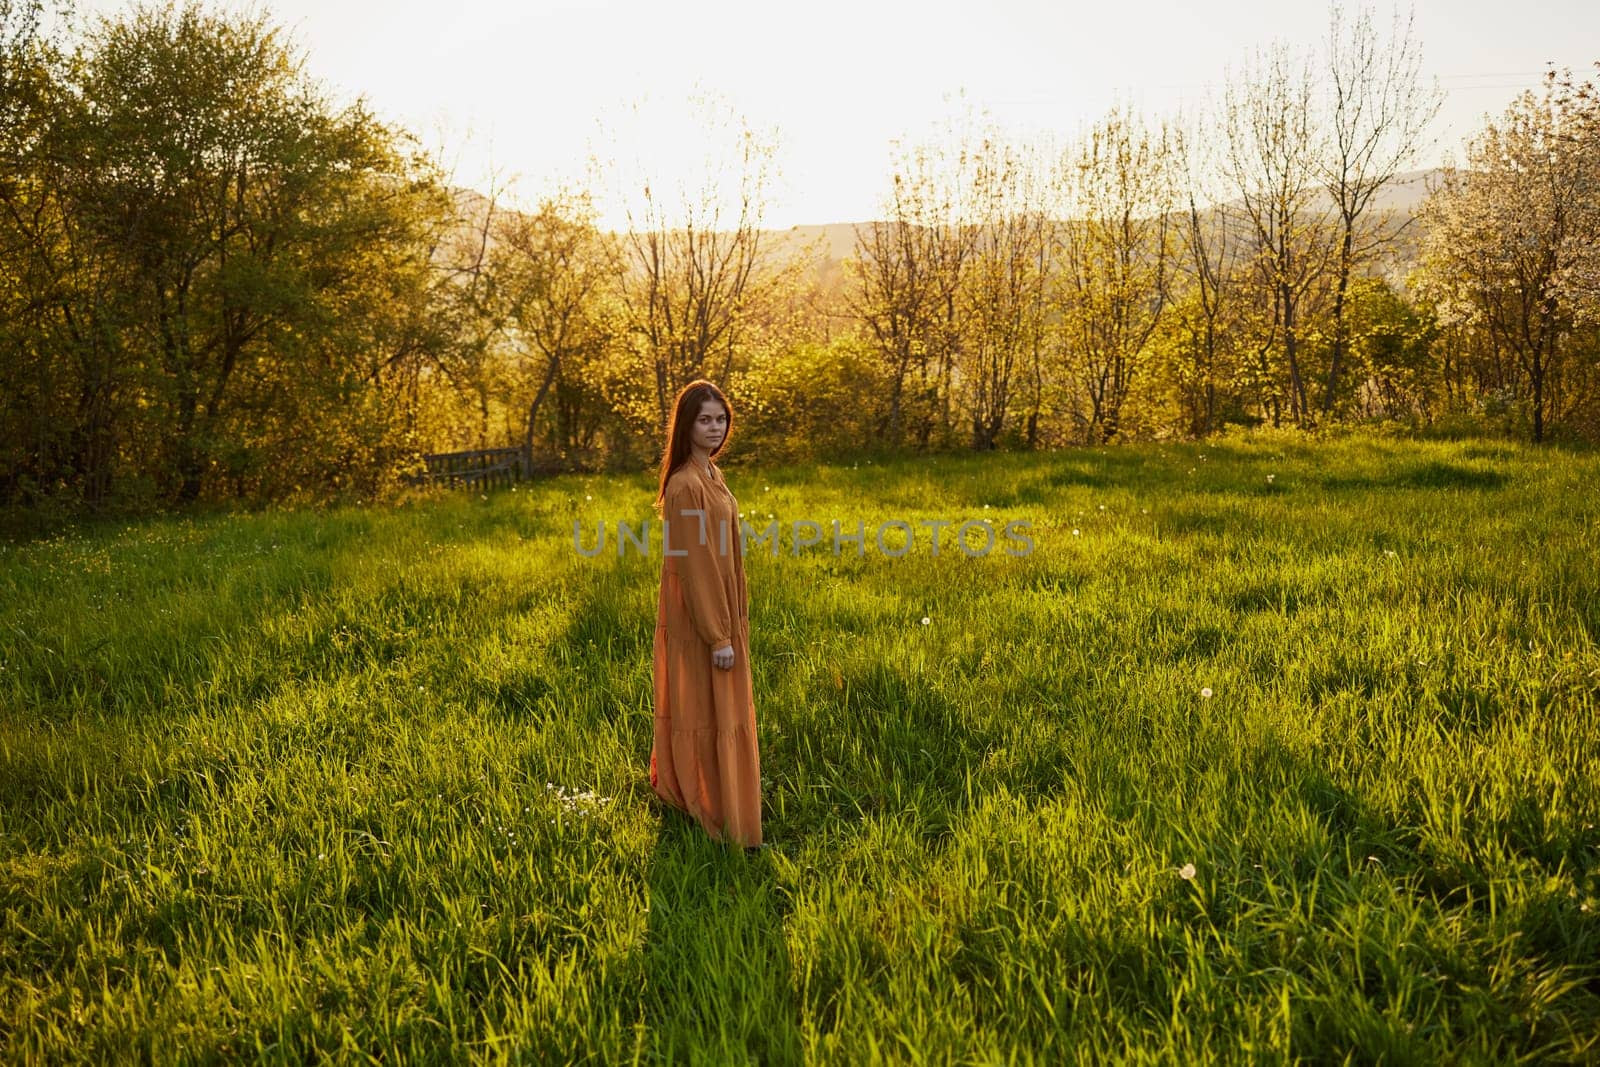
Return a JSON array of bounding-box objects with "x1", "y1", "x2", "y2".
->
[
  {"x1": 921, "y1": 616, "x2": 931, "y2": 626},
  {"x1": 1200, "y1": 687, "x2": 1213, "y2": 699},
  {"x1": 1178, "y1": 863, "x2": 1196, "y2": 880}
]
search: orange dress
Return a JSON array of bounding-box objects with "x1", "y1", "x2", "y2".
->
[{"x1": 650, "y1": 459, "x2": 762, "y2": 848}]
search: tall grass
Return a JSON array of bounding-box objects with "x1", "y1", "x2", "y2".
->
[{"x1": 2, "y1": 429, "x2": 1597, "y2": 1063}]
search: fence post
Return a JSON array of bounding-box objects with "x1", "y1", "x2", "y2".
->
[{"x1": 415, "y1": 447, "x2": 529, "y2": 491}]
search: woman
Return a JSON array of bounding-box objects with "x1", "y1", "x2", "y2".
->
[{"x1": 649, "y1": 380, "x2": 763, "y2": 852}]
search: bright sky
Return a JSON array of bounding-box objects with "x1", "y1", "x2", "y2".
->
[{"x1": 65, "y1": 0, "x2": 1600, "y2": 231}]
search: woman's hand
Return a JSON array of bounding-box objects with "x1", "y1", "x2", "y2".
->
[{"x1": 712, "y1": 643, "x2": 734, "y2": 670}]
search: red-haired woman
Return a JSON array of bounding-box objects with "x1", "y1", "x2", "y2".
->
[{"x1": 649, "y1": 379, "x2": 763, "y2": 852}]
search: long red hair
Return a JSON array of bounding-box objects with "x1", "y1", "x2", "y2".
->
[{"x1": 653, "y1": 380, "x2": 735, "y2": 514}]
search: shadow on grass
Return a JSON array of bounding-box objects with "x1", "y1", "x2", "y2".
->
[
  {"x1": 631, "y1": 808, "x2": 802, "y2": 1063},
  {"x1": 471, "y1": 554, "x2": 652, "y2": 727},
  {"x1": 1248, "y1": 734, "x2": 1600, "y2": 1004},
  {"x1": 1318, "y1": 461, "x2": 1509, "y2": 492},
  {"x1": 513, "y1": 551, "x2": 802, "y2": 1059},
  {"x1": 778, "y1": 658, "x2": 1006, "y2": 843}
]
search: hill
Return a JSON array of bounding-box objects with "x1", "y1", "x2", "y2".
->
[{"x1": 444, "y1": 168, "x2": 1448, "y2": 275}]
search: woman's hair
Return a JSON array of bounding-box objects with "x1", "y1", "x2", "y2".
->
[{"x1": 653, "y1": 379, "x2": 734, "y2": 514}]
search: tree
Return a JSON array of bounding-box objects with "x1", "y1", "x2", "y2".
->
[
  {"x1": 734, "y1": 336, "x2": 889, "y2": 463},
  {"x1": 1549, "y1": 65, "x2": 1600, "y2": 328},
  {"x1": 92, "y1": 2, "x2": 457, "y2": 500},
  {"x1": 0, "y1": 0, "x2": 120, "y2": 505},
  {"x1": 599, "y1": 89, "x2": 780, "y2": 436},
  {"x1": 425, "y1": 180, "x2": 518, "y2": 452},
  {"x1": 1343, "y1": 275, "x2": 1438, "y2": 419},
  {"x1": 846, "y1": 166, "x2": 945, "y2": 449},
  {"x1": 1418, "y1": 68, "x2": 1600, "y2": 443},
  {"x1": 1318, "y1": 2, "x2": 1441, "y2": 416},
  {"x1": 1222, "y1": 41, "x2": 1336, "y2": 428},
  {"x1": 1, "y1": 0, "x2": 56, "y2": 141},
  {"x1": 1166, "y1": 113, "x2": 1246, "y2": 437},
  {"x1": 1053, "y1": 105, "x2": 1176, "y2": 444},
  {"x1": 959, "y1": 124, "x2": 1053, "y2": 450},
  {"x1": 848, "y1": 102, "x2": 984, "y2": 451},
  {"x1": 490, "y1": 185, "x2": 617, "y2": 468},
  {"x1": 1, "y1": 0, "x2": 462, "y2": 506}
]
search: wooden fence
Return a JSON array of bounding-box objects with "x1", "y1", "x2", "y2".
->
[{"x1": 412, "y1": 446, "x2": 530, "y2": 490}]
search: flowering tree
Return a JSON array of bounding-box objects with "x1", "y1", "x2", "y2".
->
[{"x1": 1418, "y1": 66, "x2": 1600, "y2": 442}]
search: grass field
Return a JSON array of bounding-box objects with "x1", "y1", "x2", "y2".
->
[{"x1": 3, "y1": 428, "x2": 1599, "y2": 1063}]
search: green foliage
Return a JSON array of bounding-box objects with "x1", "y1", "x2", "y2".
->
[
  {"x1": 732, "y1": 337, "x2": 892, "y2": 464},
  {"x1": 485, "y1": 191, "x2": 630, "y2": 470},
  {"x1": 5, "y1": 0, "x2": 1598, "y2": 532},
  {"x1": 1137, "y1": 286, "x2": 1259, "y2": 440},
  {"x1": 1342, "y1": 276, "x2": 1441, "y2": 421},
  {"x1": 0, "y1": 1, "x2": 459, "y2": 510}
]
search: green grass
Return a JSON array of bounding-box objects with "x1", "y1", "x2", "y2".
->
[{"x1": 2, "y1": 428, "x2": 1598, "y2": 1064}]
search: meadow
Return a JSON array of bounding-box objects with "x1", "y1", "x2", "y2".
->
[{"x1": 2, "y1": 427, "x2": 1598, "y2": 1064}]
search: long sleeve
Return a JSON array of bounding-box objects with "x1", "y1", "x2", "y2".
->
[{"x1": 666, "y1": 478, "x2": 733, "y2": 652}]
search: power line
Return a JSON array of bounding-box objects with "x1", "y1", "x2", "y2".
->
[
  {"x1": 1434, "y1": 70, "x2": 1556, "y2": 80},
  {"x1": 1142, "y1": 66, "x2": 1584, "y2": 93}
]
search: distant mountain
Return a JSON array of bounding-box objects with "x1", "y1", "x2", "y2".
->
[
  {"x1": 753, "y1": 169, "x2": 1447, "y2": 266},
  {"x1": 1363, "y1": 168, "x2": 1442, "y2": 218},
  {"x1": 444, "y1": 168, "x2": 1447, "y2": 272}
]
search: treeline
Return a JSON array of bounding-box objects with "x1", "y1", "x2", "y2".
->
[{"x1": 3, "y1": 0, "x2": 1598, "y2": 513}]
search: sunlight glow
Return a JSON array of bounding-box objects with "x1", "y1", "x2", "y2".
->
[{"x1": 62, "y1": 0, "x2": 1600, "y2": 230}]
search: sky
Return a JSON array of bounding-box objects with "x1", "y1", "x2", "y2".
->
[{"x1": 62, "y1": 0, "x2": 1600, "y2": 231}]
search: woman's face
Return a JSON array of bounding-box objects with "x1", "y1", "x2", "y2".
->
[{"x1": 690, "y1": 399, "x2": 728, "y2": 455}]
